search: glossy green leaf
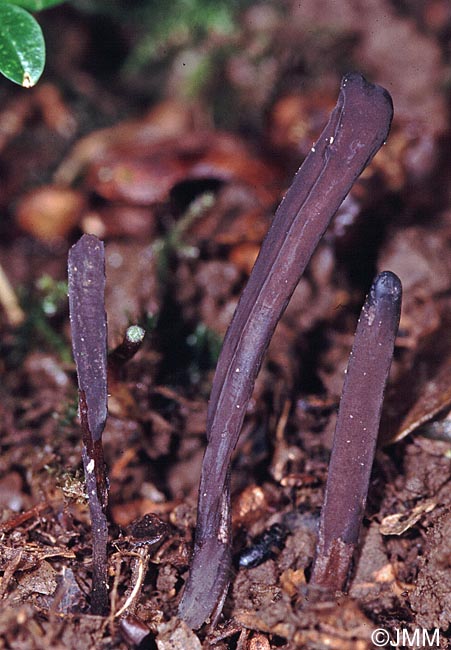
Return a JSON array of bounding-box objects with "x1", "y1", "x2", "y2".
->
[
  {"x1": 0, "y1": 2, "x2": 45, "y2": 87},
  {"x1": 6, "y1": 0, "x2": 65, "y2": 11}
]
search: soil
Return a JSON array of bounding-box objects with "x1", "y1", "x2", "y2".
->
[{"x1": 1, "y1": 1, "x2": 451, "y2": 648}]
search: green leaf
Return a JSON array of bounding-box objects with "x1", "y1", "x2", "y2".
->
[
  {"x1": 0, "y1": 2, "x2": 45, "y2": 87},
  {"x1": 5, "y1": 0, "x2": 65, "y2": 11}
]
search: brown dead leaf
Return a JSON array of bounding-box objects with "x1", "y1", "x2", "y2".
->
[
  {"x1": 85, "y1": 131, "x2": 277, "y2": 208},
  {"x1": 381, "y1": 321, "x2": 451, "y2": 443},
  {"x1": 0, "y1": 471, "x2": 24, "y2": 513},
  {"x1": 379, "y1": 225, "x2": 451, "y2": 305},
  {"x1": 279, "y1": 567, "x2": 306, "y2": 597},
  {"x1": 54, "y1": 100, "x2": 196, "y2": 185},
  {"x1": 156, "y1": 617, "x2": 201, "y2": 650},
  {"x1": 0, "y1": 549, "x2": 23, "y2": 599},
  {"x1": 247, "y1": 633, "x2": 271, "y2": 650},
  {"x1": 392, "y1": 363, "x2": 451, "y2": 443},
  {"x1": 267, "y1": 89, "x2": 336, "y2": 159},
  {"x1": 33, "y1": 83, "x2": 76, "y2": 138},
  {"x1": 232, "y1": 485, "x2": 270, "y2": 533},
  {"x1": 0, "y1": 543, "x2": 75, "y2": 571},
  {"x1": 15, "y1": 186, "x2": 85, "y2": 242},
  {"x1": 188, "y1": 184, "x2": 272, "y2": 248},
  {"x1": 380, "y1": 499, "x2": 437, "y2": 536},
  {"x1": 81, "y1": 204, "x2": 157, "y2": 240},
  {"x1": 16, "y1": 560, "x2": 57, "y2": 597},
  {"x1": 377, "y1": 222, "x2": 451, "y2": 442}
]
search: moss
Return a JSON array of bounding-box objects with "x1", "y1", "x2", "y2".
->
[{"x1": 4, "y1": 274, "x2": 71, "y2": 367}]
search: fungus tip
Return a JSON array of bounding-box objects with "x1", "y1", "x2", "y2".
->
[{"x1": 370, "y1": 271, "x2": 402, "y2": 307}]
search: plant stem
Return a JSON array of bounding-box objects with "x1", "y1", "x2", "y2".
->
[
  {"x1": 79, "y1": 391, "x2": 109, "y2": 614},
  {"x1": 0, "y1": 261, "x2": 24, "y2": 327},
  {"x1": 108, "y1": 325, "x2": 145, "y2": 378}
]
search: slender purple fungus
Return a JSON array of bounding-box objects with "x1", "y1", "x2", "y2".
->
[
  {"x1": 178, "y1": 73, "x2": 394, "y2": 629},
  {"x1": 310, "y1": 271, "x2": 402, "y2": 591},
  {"x1": 68, "y1": 234, "x2": 109, "y2": 615}
]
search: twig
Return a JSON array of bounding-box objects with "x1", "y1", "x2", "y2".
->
[
  {"x1": 108, "y1": 325, "x2": 145, "y2": 378},
  {"x1": 114, "y1": 547, "x2": 150, "y2": 618},
  {"x1": 0, "y1": 550, "x2": 23, "y2": 599},
  {"x1": 0, "y1": 502, "x2": 49, "y2": 533},
  {"x1": 0, "y1": 262, "x2": 24, "y2": 327}
]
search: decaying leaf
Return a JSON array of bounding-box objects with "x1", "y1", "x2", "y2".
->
[
  {"x1": 156, "y1": 618, "x2": 201, "y2": 650},
  {"x1": 380, "y1": 498, "x2": 437, "y2": 535}
]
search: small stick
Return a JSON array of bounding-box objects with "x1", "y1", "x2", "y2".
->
[
  {"x1": 68, "y1": 234, "x2": 109, "y2": 615},
  {"x1": 0, "y1": 550, "x2": 23, "y2": 599},
  {"x1": 114, "y1": 547, "x2": 149, "y2": 618},
  {"x1": 108, "y1": 325, "x2": 145, "y2": 378},
  {"x1": 310, "y1": 271, "x2": 402, "y2": 591},
  {"x1": 0, "y1": 262, "x2": 24, "y2": 327},
  {"x1": 178, "y1": 73, "x2": 394, "y2": 629},
  {"x1": 0, "y1": 502, "x2": 49, "y2": 532}
]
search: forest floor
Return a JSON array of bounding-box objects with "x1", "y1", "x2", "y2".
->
[{"x1": 2, "y1": 1, "x2": 451, "y2": 648}]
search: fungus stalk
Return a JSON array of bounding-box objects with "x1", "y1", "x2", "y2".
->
[
  {"x1": 179, "y1": 73, "x2": 394, "y2": 629},
  {"x1": 68, "y1": 234, "x2": 109, "y2": 615},
  {"x1": 311, "y1": 271, "x2": 402, "y2": 591}
]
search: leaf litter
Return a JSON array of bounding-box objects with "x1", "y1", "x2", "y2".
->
[{"x1": 1, "y1": 1, "x2": 451, "y2": 648}]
